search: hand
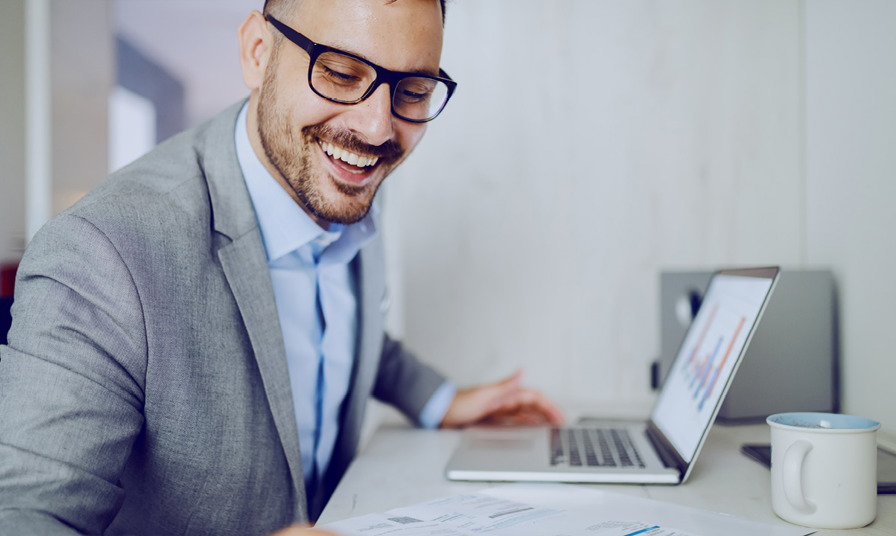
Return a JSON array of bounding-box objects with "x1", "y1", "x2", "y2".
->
[{"x1": 440, "y1": 370, "x2": 565, "y2": 428}]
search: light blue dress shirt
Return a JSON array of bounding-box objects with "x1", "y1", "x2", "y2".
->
[{"x1": 233, "y1": 103, "x2": 454, "y2": 499}]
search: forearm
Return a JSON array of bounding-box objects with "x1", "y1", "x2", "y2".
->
[{"x1": 372, "y1": 334, "x2": 447, "y2": 424}]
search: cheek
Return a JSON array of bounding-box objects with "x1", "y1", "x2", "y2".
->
[
  {"x1": 399, "y1": 123, "x2": 428, "y2": 153},
  {"x1": 271, "y1": 75, "x2": 340, "y2": 134},
  {"x1": 289, "y1": 97, "x2": 336, "y2": 134}
]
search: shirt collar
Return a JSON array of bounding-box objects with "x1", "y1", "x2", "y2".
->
[{"x1": 234, "y1": 101, "x2": 378, "y2": 265}]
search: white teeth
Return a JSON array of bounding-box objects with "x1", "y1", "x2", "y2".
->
[{"x1": 319, "y1": 141, "x2": 379, "y2": 168}]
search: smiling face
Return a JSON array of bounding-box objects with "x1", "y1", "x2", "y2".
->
[{"x1": 239, "y1": 0, "x2": 444, "y2": 227}]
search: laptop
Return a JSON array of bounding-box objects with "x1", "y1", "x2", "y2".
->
[{"x1": 445, "y1": 266, "x2": 780, "y2": 484}]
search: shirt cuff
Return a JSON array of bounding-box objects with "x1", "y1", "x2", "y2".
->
[{"x1": 418, "y1": 381, "x2": 456, "y2": 429}]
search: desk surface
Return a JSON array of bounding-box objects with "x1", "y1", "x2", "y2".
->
[{"x1": 318, "y1": 422, "x2": 896, "y2": 535}]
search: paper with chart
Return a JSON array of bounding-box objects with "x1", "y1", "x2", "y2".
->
[
  {"x1": 316, "y1": 484, "x2": 811, "y2": 536},
  {"x1": 318, "y1": 492, "x2": 692, "y2": 535}
]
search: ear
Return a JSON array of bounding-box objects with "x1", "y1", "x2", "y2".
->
[{"x1": 238, "y1": 10, "x2": 271, "y2": 91}]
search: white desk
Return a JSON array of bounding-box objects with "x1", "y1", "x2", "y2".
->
[{"x1": 318, "y1": 422, "x2": 896, "y2": 535}]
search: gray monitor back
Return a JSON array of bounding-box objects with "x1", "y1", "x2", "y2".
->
[{"x1": 656, "y1": 269, "x2": 839, "y2": 421}]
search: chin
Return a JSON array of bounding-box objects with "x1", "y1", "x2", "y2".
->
[{"x1": 306, "y1": 182, "x2": 378, "y2": 225}]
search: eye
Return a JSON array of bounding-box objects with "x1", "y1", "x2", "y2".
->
[
  {"x1": 396, "y1": 80, "x2": 436, "y2": 104},
  {"x1": 313, "y1": 52, "x2": 373, "y2": 93},
  {"x1": 320, "y1": 63, "x2": 362, "y2": 85},
  {"x1": 399, "y1": 90, "x2": 429, "y2": 103}
]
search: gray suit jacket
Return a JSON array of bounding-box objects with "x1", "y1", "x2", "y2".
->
[{"x1": 0, "y1": 101, "x2": 445, "y2": 535}]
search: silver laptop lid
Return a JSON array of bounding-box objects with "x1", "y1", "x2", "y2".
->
[{"x1": 649, "y1": 266, "x2": 779, "y2": 481}]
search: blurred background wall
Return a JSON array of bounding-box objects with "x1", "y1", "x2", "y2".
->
[{"x1": 1, "y1": 0, "x2": 894, "y2": 437}]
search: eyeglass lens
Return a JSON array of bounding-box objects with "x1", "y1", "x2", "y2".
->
[{"x1": 313, "y1": 51, "x2": 450, "y2": 122}]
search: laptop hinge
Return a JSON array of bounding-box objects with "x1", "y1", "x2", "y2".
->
[{"x1": 647, "y1": 422, "x2": 687, "y2": 472}]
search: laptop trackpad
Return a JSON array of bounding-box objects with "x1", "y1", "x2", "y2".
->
[
  {"x1": 465, "y1": 429, "x2": 540, "y2": 451},
  {"x1": 470, "y1": 436, "x2": 535, "y2": 451}
]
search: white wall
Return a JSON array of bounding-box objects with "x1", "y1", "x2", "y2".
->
[
  {"x1": 50, "y1": 0, "x2": 112, "y2": 215},
  {"x1": 0, "y1": 0, "x2": 112, "y2": 255},
  {"x1": 384, "y1": 0, "x2": 896, "y2": 435},
  {"x1": 0, "y1": 0, "x2": 27, "y2": 263},
  {"x1": 804, "y1": 0, "x2": 896, "y2": 436},
  {"x1": 385, "y1": 0, "x2": 804, "y2": 417},
  {"x1": 114, "y1": 0, "x2": 251, "y2": 128}
]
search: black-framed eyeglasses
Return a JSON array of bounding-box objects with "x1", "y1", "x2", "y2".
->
[{"x1": 265, "y1": 15, "x2": 457, "y2": 123}]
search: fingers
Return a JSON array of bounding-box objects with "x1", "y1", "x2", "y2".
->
[
  {"x1": 488, "y1": 385, "x2": 565, "y2": 425},
  {"x1": 481, "y1": 407, "x2": 555, "y2": 426},
  {"x1": 440, "y1": 370, "x2": 566, "y2": 428}
]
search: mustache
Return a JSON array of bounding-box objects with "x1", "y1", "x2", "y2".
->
[{"x1": 303, "y1": 124, "x2": 403, "y2": 161}]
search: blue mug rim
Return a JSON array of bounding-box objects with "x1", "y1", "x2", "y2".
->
[{"x1": 767, "y1": 412, "x2": 880, "y2": 431}]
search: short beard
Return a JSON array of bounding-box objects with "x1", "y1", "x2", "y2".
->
[{"x1": 256, "y1": 44, "x2": 403, "y2": 225}]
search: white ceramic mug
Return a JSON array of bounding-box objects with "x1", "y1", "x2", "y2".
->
[{"x1": 767, "y1": 412, "x2": 880, "y2": 529}]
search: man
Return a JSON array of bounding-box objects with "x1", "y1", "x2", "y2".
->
[{"x1": 0, "y1": 1, "x2": 563, "y2": 535}]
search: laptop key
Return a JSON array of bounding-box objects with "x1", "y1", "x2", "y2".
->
[
  {"x1": 592, "y1": 429, "x2": 618, "y2": 467},
  {"x1": 611, "y1": 429, "x2": 634, "y2": 467},
  {"x1": 549, "y1": 427, "x2": 644, "y2": 469},
  {"x1": 566, "y1": 429, "x2": 583, "y2": 466},
  {"x1": 583, "y1": 430, "x2": 601, "y2": 466}
]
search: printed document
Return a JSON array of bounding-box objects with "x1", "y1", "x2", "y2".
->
[{"x1": 317, "y1": 484, "x2": 811, "y2": 536}]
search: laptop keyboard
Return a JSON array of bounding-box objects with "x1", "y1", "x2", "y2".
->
[{"x1": 550, "y1": 427, "x2": 646, "y2": 468}]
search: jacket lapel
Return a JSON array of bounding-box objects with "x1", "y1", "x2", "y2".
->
[{"x1": 202, "y1": 101, "x2": 308, "y2": 520}]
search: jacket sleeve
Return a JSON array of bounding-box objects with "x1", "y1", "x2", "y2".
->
[
  {"x1": 0, "y1": 214, "x2": 147, "y2": 534},
  {"x1": 371, "y1": 333, "x2": 447, "y2": 426}
]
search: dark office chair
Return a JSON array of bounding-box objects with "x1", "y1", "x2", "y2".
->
[
  {"x1": 1, "y1": 261, "x2": 17, "y2": 347},
  {"x1": 0, "y1": 297, "x2": 11, "y2": 347}
]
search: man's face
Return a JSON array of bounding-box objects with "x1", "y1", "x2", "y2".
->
[{"x1": 254, "y1": 0, "x2": 444, "y2": 226}]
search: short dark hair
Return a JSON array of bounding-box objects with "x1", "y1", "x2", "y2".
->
[{"x1": 263, "y1": 0, "x2": 447, "y2": 25}]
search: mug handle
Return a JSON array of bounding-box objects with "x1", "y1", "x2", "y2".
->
[{"x1": 783, "y1": 439, "x2": 816, "y2": 513}]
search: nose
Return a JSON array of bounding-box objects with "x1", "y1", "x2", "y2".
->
[{"x1": 345, "y1": 82, "x2": 395, "y2": 147}]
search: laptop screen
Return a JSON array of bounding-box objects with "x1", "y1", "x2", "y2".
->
[{"x1": 650, "y1": 268, "x2": 778, "y2": 463}]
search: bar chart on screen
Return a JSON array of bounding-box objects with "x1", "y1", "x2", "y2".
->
[
  {"x1": 680, "y1": 304, "x2": 747, "y2": 412},
  {"x1": 684, "y1": 306, "x2": 747, "y2": 411}
]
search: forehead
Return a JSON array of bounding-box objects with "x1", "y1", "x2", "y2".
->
[{"x1": 289, "y1": 0, "x2": 444, "y2": 73}]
